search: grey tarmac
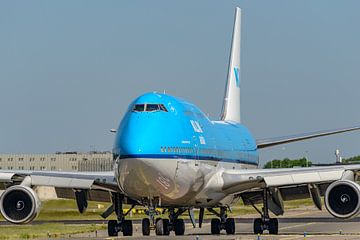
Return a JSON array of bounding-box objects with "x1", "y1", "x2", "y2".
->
[{"x1": 64, "y1": 206, "x2": 360, "y2": 240}]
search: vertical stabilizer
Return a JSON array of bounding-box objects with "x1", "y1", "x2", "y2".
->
[{"x1": 221, "y1": 7, "x2": 241, "y2": 123}]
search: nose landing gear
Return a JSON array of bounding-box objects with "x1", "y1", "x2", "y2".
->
[
  {"x1": 140, "y1": 206, "x2": 187, "y2": 236},
  {"x1": 154, "y1": 208, "x2": 187, "y2": 236}
]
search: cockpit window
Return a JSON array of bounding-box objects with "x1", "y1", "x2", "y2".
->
[
  {"x1": 159, "y1": 104, "x2": 168, "y2": 112},
  {"x1": 132, "y1": 104, "x2": 168, "y2": 112},
  {"x1": 133, "y1": 104, "x2": 145, "y2": 112},
  {"x1": 146, "y1": 104, "x2": 159, "y2": 112}
]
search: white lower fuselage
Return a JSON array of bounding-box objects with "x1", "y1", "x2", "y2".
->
[{"x1": 115, "y1": 157, "x2": 256, "y2": 207}]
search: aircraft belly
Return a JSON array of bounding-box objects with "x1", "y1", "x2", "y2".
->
[
  {"x1": 117, "y1": 158, "x2": 206, "y2": 206},
  {"x1": 116, "y1": 158, "x2": 255, "y2": 207}
]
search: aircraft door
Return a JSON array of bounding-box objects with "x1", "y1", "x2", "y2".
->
[{"x1": 192, "y1": 135, "x2": 199, "y2": 166}]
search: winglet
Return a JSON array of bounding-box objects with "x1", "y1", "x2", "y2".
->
[{"x1": 221, "y1": 7, "x2": 242, "y2": 123}]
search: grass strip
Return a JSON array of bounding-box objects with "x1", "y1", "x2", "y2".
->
[{"x1": 0, "y1": 223, "x2": 106, "y2": 240}]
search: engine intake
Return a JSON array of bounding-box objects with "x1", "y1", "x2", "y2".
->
[
  {"x1": 325, "y1": 180, "x2": 360, "y2": 219},
  {"x1": 0, "y1": 185, "x2": 41, "y2": 224}
]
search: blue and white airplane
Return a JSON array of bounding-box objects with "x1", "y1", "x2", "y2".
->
[{"x1": 1, "y1": 7, "x2": 360, "y2": 237}]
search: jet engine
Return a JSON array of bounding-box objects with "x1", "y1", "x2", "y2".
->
[
  {"x1": 0, "y1": 185, "x2": 41, "y2": 224},
  {"x1": 325, "y1": 180, "x2": 360, "y2": 219}
]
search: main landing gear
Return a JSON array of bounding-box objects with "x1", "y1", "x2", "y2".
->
[
  {"x1": 252, "y1": 188, "x2": 279, "y2": 235},
  {"x1": 107, "y1": 193, "x2": 134, "y2": 236},
  {"x1": 208, "y1": 206, "x2": 235, "y2": 235}
]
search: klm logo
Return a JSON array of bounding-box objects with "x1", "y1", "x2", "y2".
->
[{"x1": 234, "y1": 67, "x2": 240, "y2": 88}]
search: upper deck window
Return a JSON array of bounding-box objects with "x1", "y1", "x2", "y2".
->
[{"x1": 132, "y1": 104, "x2": 168, "y2": 112}]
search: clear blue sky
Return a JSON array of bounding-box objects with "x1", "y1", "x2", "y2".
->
[{"x1": 1, "y1": 1, "x2": 360, "y2": 165}]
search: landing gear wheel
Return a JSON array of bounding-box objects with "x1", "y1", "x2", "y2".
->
[
  {"x1": 155, "y1": 218, "x2": 170, "y2": 235},
  {"x1": 174, "y1": 219, "x2": 185, "y2": 236},
  {"x1": 155, "y1": 218, "x2": 163, "y2": 235},
  {"x1": 269, "y1": 218, "x2": 278, "y2": 234},
  {"x1": 253, "y1": 218, "x2": 263, "y2": 234},
  {"x1": 163, "y1": 219, "x2": 170, "y2": 235},
  {"x1": 211, "y1": 218, "x2": 221, "y2": 234},
  {"x1": 142, "y1": 218, "x2": 150, "y2": 236},
  {"x1": 225, "y1": 218, "x2": 235, "y2": 234},
  {"x1": 108, "y1": 220, "x2": 118, "y2": 236},
  {"x1": 122, "y1": 220, "x2": 133, "y2": 236}
]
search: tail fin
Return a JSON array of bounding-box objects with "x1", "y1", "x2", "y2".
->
[{"x1": 220, "y1": 7, "x2": 241, "y2": 123}]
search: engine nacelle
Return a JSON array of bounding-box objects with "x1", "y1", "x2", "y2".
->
[
  {"x1": 0, "y1": 185, "x2": 41, "y2": 224},
  {"x1": 325, "y1": 180, "x2": 360, "y2": 219}
]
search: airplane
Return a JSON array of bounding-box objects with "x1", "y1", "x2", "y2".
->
[{"x1": 1, "y1": 7, "x2": 360, "y2": 237}]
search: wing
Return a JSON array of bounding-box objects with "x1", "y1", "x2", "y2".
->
[
  {"x1": 0, "y1": 169, "x2": 129, "y2": 224},
  {"x1": 221, "y1": 164, "x2": 360, "y2": 216},
  {"x1": 256, "y1": 125, "x2": 360, "y2": 148},
  {"x1": 0, "y1": 170, "x2": 119, "y2": 202}
]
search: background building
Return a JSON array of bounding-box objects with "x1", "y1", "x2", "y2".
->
[{"x1": 0, "y1": 151, "x2": 113, "y2": 172}]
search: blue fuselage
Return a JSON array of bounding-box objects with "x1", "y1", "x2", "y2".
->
[
  {"x1": 112, "y1": 92, "x2": 259, "y2": 206},
  {"x1": 113, "y1": 92, "x2": 258, "y2": 166}
]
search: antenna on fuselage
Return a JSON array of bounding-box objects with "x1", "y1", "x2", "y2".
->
[{"x1": 220, "y1": 7, "x2": 241, "y2": 123}]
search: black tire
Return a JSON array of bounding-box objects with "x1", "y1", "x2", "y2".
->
[
  {"x1": 268, "y1": 218, "x2": 278, "y2": 234},
  {"x1": 174, "y1": 219, "x2": 185, "y2": 236},
  {"x1": 163, "y1": 219, "x2": 170, "y2": 235},
  {"x1": 155, "y1": 218, "x2": 164, "y2": 235},
  {"x1": 253, "y1": 218, "x2": 263, "y2": 234},
  {"x1": 142, "y1": 218, "x2": 150, "y2": 236},
  {"x1": 225, "y1": 218, "x2": 235, "y2": 234},
  {"x1": 108, "y1": 220, "x2": 118, "y2": 236},
  {"x1": 122, "y1": 220, "x2": 133, "y2": 236},
  {"x1": 211, "y1": 218, "x2": 221, "y2": 234}
]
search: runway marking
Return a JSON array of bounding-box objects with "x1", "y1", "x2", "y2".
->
[
  {"x1": 279, "y1": 222, "x2": 315, "y2": 230},
  {"x1": 280, "y1": 236, "x2": 305, "y2": 240}
]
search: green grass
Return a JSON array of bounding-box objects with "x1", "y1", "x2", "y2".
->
[
  {"x1": 0, "y1": 223, "x2": 106, "y2": 240},
  {"x1": 227, "y1": 198, "x2": 316, "y2": 217}
]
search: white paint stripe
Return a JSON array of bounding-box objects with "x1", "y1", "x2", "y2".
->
[
  {"x1": 280, "y1": 236, "x2": 305, "y2": 240},
  {"x1": 279, "y1": 222, "x2": 315, "y2": 230}
]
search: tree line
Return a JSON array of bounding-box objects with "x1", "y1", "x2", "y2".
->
[
  {"x1": 264, "y1": 155, "x2": 360, "y2": 169},
  {"x1": 264, "y1": 157, "x2": 311, "y2": 169},
  {"x1": 341, "y1": 155, "x2": 360, "y2": 164}
]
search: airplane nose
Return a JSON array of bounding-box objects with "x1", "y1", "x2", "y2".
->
[
  {"x1": 116, "y1": 114, "x2": 160, "y2": 156},
  {"x1": 117, "y1": 120, "x2": 143, "y2": 155}
]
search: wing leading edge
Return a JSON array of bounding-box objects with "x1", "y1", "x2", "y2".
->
[
  {"x1": 0, "y1": 170, "x2": 119, "y2": 192},
  {"x1": 256, "y1": 125, "x2": 360, "y2": 149},
  {"x1": 221, "y1": 164, "x2": 360, "y2": 216}
]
